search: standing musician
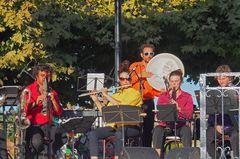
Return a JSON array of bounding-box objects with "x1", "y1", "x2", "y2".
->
[
  {"x1": 206, "y1": 65, "x2": 239, "y2": 158},
  {"x1": 89, "y1": 60, "x2": 143, "y2": 159},
  {"x1": 129, "y1": 44, "x2": 161, "y2": 147},
  {"x1": 152, "y1": 69, "x2": 193, "y2": 157},
  {"x1": 23, "y1": 64, "x2": 63, "y2": 159}
]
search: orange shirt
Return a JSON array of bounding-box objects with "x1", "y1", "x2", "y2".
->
[{"x1": 129, "y1": 61, "x2": 161, "y2": 100}]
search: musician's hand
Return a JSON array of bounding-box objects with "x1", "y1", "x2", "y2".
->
[
  {"x1": 141, "y1": 71, "x2": 153, "y2": 78},
  {"x1": 50, "y1": 92, "x2": 55, "y2": 101},
  {"x1": 90, "y1": 93, "x2": 98, "y2": 102},
  {"x1": 186, "y1": 121, "x2": 191, "y2": 127},
  {"x1": 36, "y1": 94, "x2": 46, "y2": 104},
  {"x1": 215, "y1": 125, "x2": 223, "y2": 134},
  {"x1": 171, "y1": 99, "x2": 180, "y2": 111},
  {"x1": 101, "y1": 87, "x2": 108, "y2": 96}
]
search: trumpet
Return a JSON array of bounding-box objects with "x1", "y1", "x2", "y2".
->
[{"x1": 78, "y1": 84, "x2": 132, "y2": 97}]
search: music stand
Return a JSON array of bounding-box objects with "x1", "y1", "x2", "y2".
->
[
  {"x1": 61, "y1": 116, "x2": 97, "y2": 134},
  {"x1": 155, "y1": 104, "x2": 177, "y2": 122},
  {"x1": 155, "y1": 104, "x2": 179, "y2": 151},
  {"x1": 101, "y1": 105, "x2": 143, "y2": 148}
]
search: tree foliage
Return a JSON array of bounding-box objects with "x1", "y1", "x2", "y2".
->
[{"x1": 1, "y1": 0, "x2": 240, "y2": 104}]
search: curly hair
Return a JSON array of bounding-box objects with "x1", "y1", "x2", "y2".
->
[
  {"x1": 32, "y1": 63, "x2": 53, "y2": 79},
  {"x1": 139, "y1": 44, "x2": 155, "y2": 54}
]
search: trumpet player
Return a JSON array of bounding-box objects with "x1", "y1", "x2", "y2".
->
[
  {"x1": 23, "y1": 64, "x2": 63, "y2": 159},
  {"x1": 89, "y1": 60, "x2": 143, "y2": 159}
]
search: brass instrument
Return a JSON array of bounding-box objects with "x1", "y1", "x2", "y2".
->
[
  {"x1": 15, "y1": 88, "x2": 31, "y2": 159},
  {"x1": 78, "y1": 84, "x2": 132, "y2": 97}
]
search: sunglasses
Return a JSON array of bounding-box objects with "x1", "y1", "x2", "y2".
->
[
  {"x1": 143, "y1": 52, "x2": 155, "y2": 56},
  {"x1": 119, "y1": 77, "x2": 130, "y2": 81}
]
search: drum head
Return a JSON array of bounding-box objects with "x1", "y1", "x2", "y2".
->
[{"x1": 146, "y1": 53, "x2": 184, "y2": 91}]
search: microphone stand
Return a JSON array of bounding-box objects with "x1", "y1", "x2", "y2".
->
[
  {"x1": 129, "y1": 66, "x2": 144, "y2": 99},
  {"x1": 17, "y1": 61, "x2": 35, "y2": 80},
  {"x1": 44, "y1": 78, "x2": 52, "y2": 159}
]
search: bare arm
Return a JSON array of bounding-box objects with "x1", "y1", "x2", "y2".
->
[{"x1": 101, "y1": 88, "x2": 120, "y2": 105}]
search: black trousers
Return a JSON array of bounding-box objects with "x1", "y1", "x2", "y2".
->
[
  {"x1": 142, "y1": 99, "x2": 155, "y2": 147},
  {"x1": 25, "y1": 124, "x2": 65, "y2": 159},
  {"x1": 206, "y1": 126, "x2": 239, "y2": 158},
  {"x1": 152, "y1": 125, "x2": 192, "y2": 149},
  {"x1": 88, "y1": 126, "x2": 140, "y2": 157}
]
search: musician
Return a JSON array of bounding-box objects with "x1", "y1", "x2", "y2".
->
[
  {"x1": 206, "y1": 65, "x2": 239, "y2": 158},
  {"x1": 23, "y1": 64, "x2": 63, "y2": 159},
  {"x1": 129, "y1": 44, "x2": 161, "y2": 147},
  {"x1": 152, "y1": 69, "x2": 193, "y2": 157},
  {"x1": 89, "y1": 60, "x2": 143, "y2": 159}
]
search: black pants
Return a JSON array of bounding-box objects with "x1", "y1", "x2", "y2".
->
[
  {"x1": 152, "y1": 125, "x2": 192, "y2": 149},
  {"x1": 88, "y1": 126, "x2": 140, "y2": 157},
  {"x1": 142, "y1": 99, "x2": 154, "y2": 147},
  {"x1": 25, "y1": 124, "x2": 65, "y2": 159},
  {"x1": 206, "y1": 126, "x2": 239, "y2": 158}
]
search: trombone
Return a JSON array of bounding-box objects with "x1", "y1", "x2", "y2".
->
[{"x1": 78, "y1": 84, "x2": 132, "y2": 97}]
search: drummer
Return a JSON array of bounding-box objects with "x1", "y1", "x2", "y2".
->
[
  {"x1": 129, "y1": 44, "x2": 161, "y2": 147},
  {"x1": 152, "y1": 69, "x2": 194, "y2": 157}
]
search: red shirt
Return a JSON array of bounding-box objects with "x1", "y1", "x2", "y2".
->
[
  {"x1": 157, "y1": 90, "x2": 193, "y2": 127},
  {"x1": 129, "y1": 61, "x2": 161, "y2": 100},
  {"x1": 24, "y1": 81, "x2": 62, "y2": 125}
]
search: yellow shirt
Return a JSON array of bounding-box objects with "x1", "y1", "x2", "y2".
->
[
  {"x1": 106, "y1": 87, "x2": 143, "y2": 128},
  {"x1": 107, "y1": 87, "x2": 142, "y2": 106}
]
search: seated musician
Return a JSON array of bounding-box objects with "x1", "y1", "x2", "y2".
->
[
  {"x1": 152, "y1": 69, "x2": 194, "y2": 157},
  {"x1": 23, "y1": 64, "x2": 63, "y2": 159},
  {"x1": 206, "y1": 65, "x2": 239, "y2": 158},
  {"x1": 89, "y1": 60, "x2": 143, "y2": 159}
]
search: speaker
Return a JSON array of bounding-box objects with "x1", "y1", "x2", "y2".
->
[
  {"x1": 119, "y1": 147, "x2": 159, "y2": 159},
  {"x1": 164, "y1": 147, "x2": 200, "y2": 159},
  {"x1": 0, "y1": 129, "x2": 8, "y2": 159}
]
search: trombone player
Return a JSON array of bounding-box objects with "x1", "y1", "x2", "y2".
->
[{"x1": 89, "y1": 60, "x2": 143, "y2": 159}]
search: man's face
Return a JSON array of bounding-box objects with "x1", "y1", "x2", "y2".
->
[
  {"x1": 36, "y1": 71, "x2": 50, "y2": 86},
  {"x1": 140, "y1": 47, "x2": 155, "y2": 63},
  {"x1": 169, "y1": 75, "x2": 182, "y2": 90},
  {"x1": 217, "y1": 76, "x2": 231, "y2": 87}
]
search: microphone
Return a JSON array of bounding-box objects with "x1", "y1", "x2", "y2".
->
[
  {"x1": 17, "y1": 69, "x2": 25, "y2": 79},
  {"x1": 172, "y1": 87, "x2": 176, "y2": 101},
  {"x1": 129, "y1": 65, "x2": 138, "y2": 76}
]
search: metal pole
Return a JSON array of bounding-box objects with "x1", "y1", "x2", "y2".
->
[{"x1": 114, "y1": 0, "x2": 122, "y2": 83}]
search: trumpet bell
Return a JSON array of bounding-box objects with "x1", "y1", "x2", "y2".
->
[{"x1": 146, "y1": 53, "x2": 185, "y2": 91}]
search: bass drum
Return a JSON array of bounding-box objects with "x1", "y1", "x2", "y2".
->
[{"x1": 146, "y1": 53, "x2": 185, "y2": 91}]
